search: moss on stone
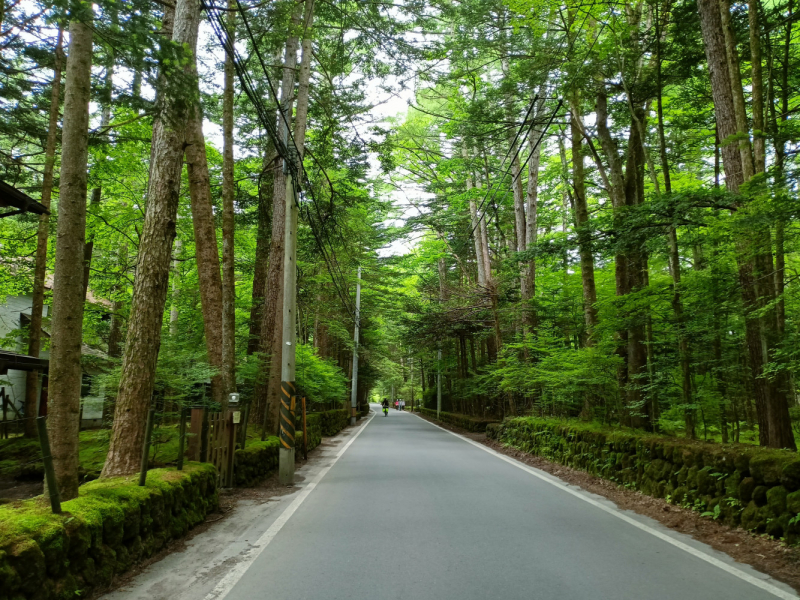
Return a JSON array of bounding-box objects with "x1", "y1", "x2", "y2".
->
[
  {"x1": 766, "y1": 486, "x2": 788, "y2": 516},
  {"x1": 0, "y1": 463, "x2": 217, "y2": 600},
  {"x1": 494, "y1": 415, "x2": 800, "y2": 544}
]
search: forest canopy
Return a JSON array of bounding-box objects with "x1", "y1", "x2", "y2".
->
[{"x1": 0, "y1": 0, "x2": 797, "y2": 499}]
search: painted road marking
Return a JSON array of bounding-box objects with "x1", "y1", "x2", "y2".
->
[{"x1": 202, "y1": 413, "x2": 375, "y2": 600}]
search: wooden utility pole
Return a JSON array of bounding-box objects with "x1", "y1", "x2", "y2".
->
[
  {"x1": 278, "y1": 169, "x2": 298, "y2": 485},
  {"x1": 410, "y1": 356, "x2": 414, "y2": 411},
  {"x1": 437, "y1": 346, "x2": 442, "y2": 419},
  {"x1": 350, "y1": 267, "x2": 361, "y2": 425}
]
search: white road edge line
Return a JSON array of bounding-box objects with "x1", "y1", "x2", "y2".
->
[
  {"x1": 202, "y1": 413, "x2": 375, "y2": 600},
  {"x1": 413, "y1": 414, "x2": 798, "y2": 600}
]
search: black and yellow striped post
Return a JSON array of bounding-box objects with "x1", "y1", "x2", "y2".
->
[
  {"x1": 279, "y1": 381, "x2": 296, "y2": 450},
  {"x1": 278, "y1": 165, "x2": 299, "y2": 484}
]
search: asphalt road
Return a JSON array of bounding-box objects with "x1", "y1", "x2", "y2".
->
[{"x1": 205, "y1": 405, "x2": 796, "y2": 600}]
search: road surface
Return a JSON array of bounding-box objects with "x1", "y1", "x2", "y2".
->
[{"x1": 103, "y1": 405, "x2": 798, "y2": 600}]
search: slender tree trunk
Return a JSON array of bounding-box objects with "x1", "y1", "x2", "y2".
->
[
  {"x1": 24, "y1": 27, "x2": 63, "y2": 438},
  {"x1": 523, "y1": 100, "x2": 543, "y2": 330},
  {"x1": 186, "y1": 96, "x2": 226, "y2": 407},
  {"x1": 169, "y1": 239, "x2": 181, "y2": 336},
  {"x1": 102, "y1": 0, "x2": 201, "y2": 477},
  {"x1": 48, "y1": 12, "x2": 94, "y2": 500},
  {"x1": 748, "y1": 0, "x2": 766, "y2": 173},
  {"x1": 698, "y1": 0, "x2": 795, "y2": 449},
  {"x1": 246, "y1": 149, "x2": 275, "y2": 356},
  {"x1": 656, "y1": 9, "x2": 694, "y2": 437},
  {"x1": 569, "y1": 91, "x2": 598, "y2": 342},
  {"x1": 82, "y1": 37, "x2": 115, "y2": 302},
  {"x1": 221, "y1": 0, "x2": 237, "y2": 394}
]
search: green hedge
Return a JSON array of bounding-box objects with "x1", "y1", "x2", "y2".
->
[
  {"x1": 0, "y1": 463, "x2": 218, "y2": 600},
  {"x1": 234, "y1": 437, "x2": 280, "y2": 487},
  {"x1": 233, "y1": 411, "x2": 336, "y2": 487},
  {"x1": 491, "y1": 417, "x2": 800, "y2": 544},
  {"x1": 418, "y1": 408, "x2": 498, "y2": 432},
  {"x1": 318, "y1": 409, "x2": 349, "y2": 436}
]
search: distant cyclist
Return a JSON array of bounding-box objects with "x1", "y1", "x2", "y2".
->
[{"x1": 382, "y1": 398, "x2": 389, "y2": 416}]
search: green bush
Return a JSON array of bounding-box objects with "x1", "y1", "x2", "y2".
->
[
  {"x1": 233, "y1": 413, "x2": 327, "y2": 487},
  {"x1": 493, "y1": 417, "x2": 800, "y2": 544},
  {"x1": 317, "y1": 409, "x2": 349, "y2": 436},
  {"x1": 418, "y1": 408, "x2": 498, "y2": 432},
  {"x1": 0, "y1": 463, "x2": 218, "y2": 600}
]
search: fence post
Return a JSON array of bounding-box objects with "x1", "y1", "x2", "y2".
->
[
  {"x1": 200, "y1": 409, "x2": 209, "y2": 463},
  {"x1": 36, "y1": 416, "x2": 61, "y2": 514},
  {"x1": 139, "y1": 408, "x2": 156, "y2": 486},
  {"x1": 177, "y1": 407, "x2": 188, "y2": 470}
]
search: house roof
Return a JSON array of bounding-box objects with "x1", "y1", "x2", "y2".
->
[
  {"x1": 0, "y1": 344, "x2": 110, "y2": 375},
  {"x1": 0, "y1": 350, "x2": 49, "y2": 373},
  {"x1": 0, "y1": 180, "x2": 49, "y2": 218}
]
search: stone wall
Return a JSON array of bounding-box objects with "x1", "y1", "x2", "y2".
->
[
  {"x1": 233, "y1": 409, "x2": 349, "y2": 486},
  {"x1": 0, "y1": 463, "x2": 218, "y2": 600},
  {"x1": 489, "y1": 417, "x2": 800, "y2": 544},
  {"x1": 418, "y1": 408, "x2": 498, "y2": 432}
]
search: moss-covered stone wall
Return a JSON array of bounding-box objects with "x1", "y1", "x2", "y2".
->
[
  {"x1": 418, "y1": 408, "x2": 498, "y2": 432},
  {"x1": 233, "y1": 409, "x2": 349, "y2": 486},
  {"x1": 489, "y1": 417, "x2": 800, "y2": 544},
  {"x1": 0, "y1": 463, "x2": 218, "y2": 600}
]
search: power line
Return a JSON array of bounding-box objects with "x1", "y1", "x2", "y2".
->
[{"x1": 204, "y1": 0, "x2": 359, "y2": 320}]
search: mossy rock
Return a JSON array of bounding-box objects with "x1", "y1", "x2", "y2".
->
[
  {"x1": 671, "y1": 486, "x2": 687, "y2": 504},
  {"x1": 739, "y1": 477, "x2": 756, "y2": 502},
  {"x1": 753, "y1": 485, "x2": 768, "y2": 507},
  {"x1": 787, "y1": 490, "x2": 800, "y2": 515},
  {"x1": 766, "y1": 514, "x2": 790, "y2": 539},
  {"x1": 725, "y1": 470, "x2": 742, "y2": 499},
  {"x1": 686, "y1": 466, "x2": 699, "y2": 489},
  {"x1": 733, "y1": 451, "x2": 751, "y2": 475},
  {"x1": 781, "y1": 460, "x2": 800, "y2": 492},
  {"x1": 696, "y1": 466, "x2": 714, "y2": 495},
  {"x1": 8, "y1": 539, "x2": 46, "y2": 595},
  {"x1": 750, "y1": 456, "x2": 783, "y2": 486},
  {"x1": 676, "y1": 466, "x2": 688, "y2": 485},
  {"x1": 740, "y1": 501, "x2": 765, "y2": 532},
  {"x1": 766, "y1": 486, "x2": 788, "y2": 517}
]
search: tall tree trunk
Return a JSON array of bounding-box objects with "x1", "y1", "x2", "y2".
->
[
  {"x1": 48, "y1": 12, "x2": 94, "y2": 500},
  {"x1": 772, "y1": 0, "x2": 791, "y2": 336},
  {"x1": 656, "y1": 7, "x2": 694, "y2": 437},
  {"x1": 246, "y1": 149, "x2": 275, "y2": 356},
  {"x1": 523, "y1": 100, "x2": 544, "y2": 331},
  {"x1": 569, "y1": 91, "x2": 598, "y2": 342},
  {"x1": 186, "y1": 97, "x2": 226, "y2": 407},
  {"x1": 102, "y1": 0, "x2": 200, "y2": 477},
  {"x1": 221, "y1": 0, "x2": 237, "y2": 395},
  {"x1": 169, "y1": 239, "x2": 181, "y2": 336},
  {"x1": 697, "y1": 0, "x2": 796, "y2": 449},
  {"x1": 748, "y1": 0, "x2": 766, "y2": 173},
  {"x1": 82, "y1": 27, "x2": 115, "y2": 302},
  {"x1": 24, "y1": 27, "x2": 64, "y2": 438}
]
